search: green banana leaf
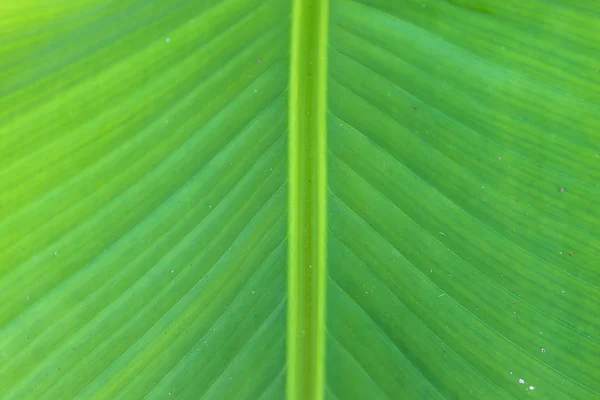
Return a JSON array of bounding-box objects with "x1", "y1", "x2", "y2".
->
[{"x1": 1, "y1": 0, "x2": 598, "y2": 399}]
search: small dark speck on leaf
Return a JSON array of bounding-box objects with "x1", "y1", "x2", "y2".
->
[
  {"x1": 569, "y1": 252, "x2": 574, "y2": 257},
  {"x1": 413, "y1": 106, "x2": 418, "y2": 110}
]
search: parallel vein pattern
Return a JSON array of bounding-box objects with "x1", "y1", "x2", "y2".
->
[
  {"x1": 327, "y1": 0, "x2": 600, "y2": 399},
  {"x1": 0, "y1": 1, "x2": 290, "y2": 398}
]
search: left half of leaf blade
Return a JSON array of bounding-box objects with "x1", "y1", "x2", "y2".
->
[{"x1": 0, "y1": 0, "x2": 291, "y2": 398}]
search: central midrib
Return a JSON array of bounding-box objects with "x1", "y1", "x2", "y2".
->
[{"x1": 286, "y1": 0, "x2": 329, "y2": 399}]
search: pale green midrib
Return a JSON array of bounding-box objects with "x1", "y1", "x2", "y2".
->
[{"x1": 286, "y1": 0, "x2": 329, "y2": 399}]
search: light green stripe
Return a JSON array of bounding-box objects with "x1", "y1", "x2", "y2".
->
[{"x1": 287, "y1": 0, "x2": 329, "y2": 398}]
